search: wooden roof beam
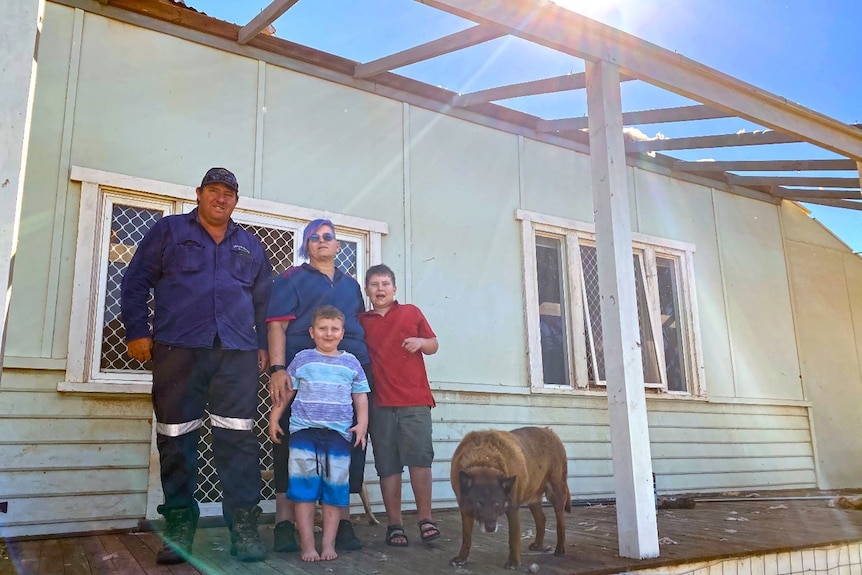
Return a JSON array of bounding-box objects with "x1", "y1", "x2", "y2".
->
[
  {"x1": 353, "y1": 25, "x2": 506, "y2": 79},
  {"x1": 790, "y1": 198, "x2": 862, "y2": 211},
  {"x1": 451, "y1": 72, "x2": 635, "y2": 107},
  {"x1": 416, "y1": 0, "x2": 862, "y2": 161},
  {"x1": 237, "y1": 0, "x2": 299, "y2": 44},
  {"x1": 538, "y1": 104, "x2": 733, "y2": 133},
  {"x1": 626, "y1": 131, "x2": 798, "y2": 153},
  {"x1": 773, "y1": 188, "x2": 862, "y2": 200},
  {"x1": 728, "y1": 175, "x2": 861, "y2": 188},
  {"x1": 673, "y1": 159, "x2": 859, "y2": 172}
]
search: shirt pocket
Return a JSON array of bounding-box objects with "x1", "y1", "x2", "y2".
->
[
  {"x1": 176, "y1": 240, "x2": 204, "y2": 273},
  {"x1": 230, "y1": 244, "x2": 257, "y2": 285}
]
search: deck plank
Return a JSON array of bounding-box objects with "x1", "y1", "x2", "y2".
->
[
  {"x1": 60, "y1": 538, "x2": 91, "y2": 575},
  {"x1": 97, "y1": 535, "x2": 144, "y2": 575},
  {"x1": 77, "y1": 536, "x2": 115, "y2": 575},
  {"x1": 37, "y1": 539, "x2": 63, "y2": 575},
  {"x1": 6, "y1": 498, "x2": 862, "y2": 575}
]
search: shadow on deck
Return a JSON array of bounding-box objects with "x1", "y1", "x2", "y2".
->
[{"x1": 4, "y1": 496, "x2": 862, "y2": 575}]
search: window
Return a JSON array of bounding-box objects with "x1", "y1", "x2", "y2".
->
[
  {"x1": 519, "y1": 209, "x2": 703, "y2": 395},
  {"x1": 64, "y1": 167, "x2": 386, "y2": 391}
]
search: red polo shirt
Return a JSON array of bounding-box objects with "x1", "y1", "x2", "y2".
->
[{"x1": 359, "y1": 302, "x2": 436, "y2": 408}]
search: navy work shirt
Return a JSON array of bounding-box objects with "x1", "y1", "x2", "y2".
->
[
  {"x1": 266, "y1": 263, "x2": 369, "y2": 365},
  {"x1": 121, "y1": 208, "x2": 273, "y2": 351}
]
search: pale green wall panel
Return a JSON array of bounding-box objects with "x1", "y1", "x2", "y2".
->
[
  {"x1": 261, "y1": 65, "x2": 404, "y2": 227},
  {"x1": 520, "y1": 138, "x2": 592, "y2": 219},
  {"x1": 633, "y1": 170, "x2": 734, "y2": 397},
  {"x1": 714, "y1": 193, "x2": 801, "y2": 400},
  {"x1": 781, "y1": 200, "x2": 850, "y2": 251},
  {"x1": 408, "y1": 108, "x2": 524, "y2": 389},
  {"x1": 7, "y1": 3, "x2": 76, "y2": 358},
  {"x1": 787, "y1": 241, "x2": 862, "y2": 488},
  {"x1": 71, "y1": 13, "x2": 259, "y2": 188}
]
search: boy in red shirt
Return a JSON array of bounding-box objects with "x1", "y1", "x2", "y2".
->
[{"x1": 359, "y1": 264, "x2": 439, "y2": 547}]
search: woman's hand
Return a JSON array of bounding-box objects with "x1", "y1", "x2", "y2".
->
[{"x1": 269, "y1": 369, "x2": 290, "y2": 408}]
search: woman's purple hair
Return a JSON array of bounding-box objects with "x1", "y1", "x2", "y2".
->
[{"x1": 298, "y1": 218, "x2": 336, "y2": 259}]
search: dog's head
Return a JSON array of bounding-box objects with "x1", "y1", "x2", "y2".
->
[{"x1": 458, "y1": 470, "x2": 517, "y2": 533}]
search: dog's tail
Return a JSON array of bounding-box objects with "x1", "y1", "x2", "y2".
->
[{"x1": 565, "y1": 483, "x2": 572, "y2": 513}]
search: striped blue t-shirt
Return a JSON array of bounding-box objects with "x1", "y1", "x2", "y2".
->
[{"x1": 287, "y1": 348, "x2": 370, "y2": 442}]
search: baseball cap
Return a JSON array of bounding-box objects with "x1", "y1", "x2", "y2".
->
[{"x1": 200, "y1": 167, "x2": 239, "y2": 194}]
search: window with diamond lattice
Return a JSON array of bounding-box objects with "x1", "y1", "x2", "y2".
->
[
  {"x1": 100, "y1": 204, "x2": 163, "y2": 373},
  {"x1": 519, "y1": 211, "x2": 703, "y2": 396}
]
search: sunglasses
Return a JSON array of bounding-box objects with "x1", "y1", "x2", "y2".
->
[{"x1": 309, "y1": 233, "x2": 336, "y2": 242}]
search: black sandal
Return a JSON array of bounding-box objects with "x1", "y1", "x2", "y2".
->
[
  {"x1": 418, "y1": 519, "x2": 440, "y2": 543},
  {"x1": 386, "y1": 524, "x2": 409, "y2": 547}
]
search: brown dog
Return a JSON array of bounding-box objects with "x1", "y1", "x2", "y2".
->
[{"x1": 449, "y1": 427, "x2": 571, "y2": 569}]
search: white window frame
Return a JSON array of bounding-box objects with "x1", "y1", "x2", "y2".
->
[
  {"x1": 61, "y1": 166, "x2": 387, "y2": 393},
  {"x1": 517, "y1": 209, "x2": 705, "y2": 397}
]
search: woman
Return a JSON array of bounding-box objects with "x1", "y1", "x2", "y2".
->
[{"x1": 266, "y1": 218, "x2": 372, "y2": 553}]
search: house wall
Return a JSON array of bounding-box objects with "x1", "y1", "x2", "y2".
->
[
  {"x1": 781, "y1": 202, "x2": 862, "y2": 488},
  {"x1": 2, "y1": 3, "x2": 849, "y2": 536}
]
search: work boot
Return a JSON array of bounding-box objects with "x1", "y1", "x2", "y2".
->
[
  {"x1": 230, "y1": 506, "x2": 267, "y2": 562},
  {"x1": 155, "y1": 507, "x2": 198, "y2": 565},
  {"x1": 272, "y1": 520, "x2": 299, "y2": 553},
  {"x1": 335, "y1": 519, "x2": 362, "y2": 551}
]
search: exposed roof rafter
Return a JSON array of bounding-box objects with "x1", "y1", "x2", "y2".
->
[
  {"x1": 417, "y1": 0, "x2": 862, "y2": 161},
  {"x1": 451, "y1": 72, "x2": 635, "y2": 107},
  {"x1": 728, "y1": 175, "x2": 861, "y2": 188},
  {"x1": 626, "y1": 131, "x2": 799, "y2": 153},
  {"x1": 538, "y1": 104, "x2": 732, "y2": 133},
  {"x1": 353, "y1": 25, "x2": 505, "y2": 79},
  {"x1": 237, "y1": 0, "x2": 300, "y2": 45},
  {"x1": 773, "y1": 188, "x2": 862, "y2": 200},
  {"x1": 792, "y1": 198, "x2": 862, "y2": 211},
  {"x1": 673, "y1": 159, "x2": 859, "y2": 172}
]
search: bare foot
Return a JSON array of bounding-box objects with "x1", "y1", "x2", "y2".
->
[
  {"x1": 320, "y1": 545, "x2": 338, "y2": 561},
  {"x1": 300, "y1": 547, "x2": 321, "y2": 562}
]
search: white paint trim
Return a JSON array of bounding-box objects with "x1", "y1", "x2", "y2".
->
[
  {"x1": 516, "y1": 209, "x2": 697, "y2": 254},
  {"x1": 70, "y1": 166, "x2": 390, "y2": 234},
  {"x1": 520, "y1": 220, "x2": 543, "y2": 390},
  {"x1": 566, "y1": 234, "x2": 589, "y2": 388},
  {"x1": 65, "y1": 181, "x2": 102, "y2": 383}
]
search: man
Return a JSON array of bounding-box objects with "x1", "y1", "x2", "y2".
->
[{"x1": 121, "y1": 167, "x2": 272, "y2": 564}]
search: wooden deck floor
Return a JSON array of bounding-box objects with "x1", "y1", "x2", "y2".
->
[{"x1": 4, "y1": 498, "x2": 862, "y2": 575}]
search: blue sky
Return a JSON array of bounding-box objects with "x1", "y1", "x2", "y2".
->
[{"x1": 188, "y1": 0, "x2": 862, "y2": 252}]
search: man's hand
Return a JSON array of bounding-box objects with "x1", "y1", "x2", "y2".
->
[
  {"x1": 127, "y1": 337, "x2": 153, "y2": 362},
  {"x1": 257, "y1": 350, "x2": 269, "y2": 375},
  {"x1": 268, "y1": 369, "x2": 290, "y2": 408}
]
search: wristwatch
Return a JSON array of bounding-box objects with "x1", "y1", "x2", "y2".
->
[{"x1": 268, "y1": 364, "x2": 286, "y2": 375}]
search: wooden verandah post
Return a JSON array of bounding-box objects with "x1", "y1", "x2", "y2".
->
[
  {"x1": 586, "y1": 59, "x2": 659, "y2": 559},
  {"x1": 0, "y1": 0, "x2": 45, "y2": 378}
]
